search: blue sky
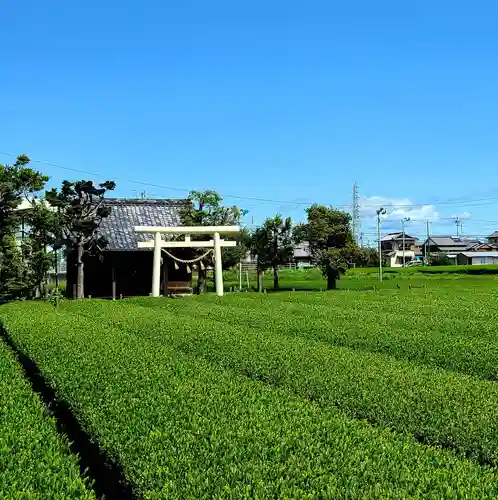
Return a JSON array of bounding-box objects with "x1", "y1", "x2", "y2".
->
[{"x1": 2, "y1": 1, "x2": 498, "y2": 242}]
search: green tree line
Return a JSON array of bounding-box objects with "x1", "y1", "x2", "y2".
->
[
  {"x1": 0, "y1": 155, "x2": 115, "y2": 301},
  {"x1": 0, "y1": 153, "x2": 378, "y2": 301},
  {"x1": 179, "y1": 190, "x2": 379, "y2": 291}
]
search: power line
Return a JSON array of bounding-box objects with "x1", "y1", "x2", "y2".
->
[
  {"x1": 3, "y1": 150, "x2": 498, "y2": 210},
  {"x1": 0, "y1": 151, "x2": 322, "y2": 206}
]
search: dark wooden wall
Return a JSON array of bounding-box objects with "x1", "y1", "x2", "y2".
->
[{"x1": 66, "y1": 251, "x2": 191, "y2": 298}]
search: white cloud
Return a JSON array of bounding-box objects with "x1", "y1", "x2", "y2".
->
[
  {"x1": 451, "y1": 211, "x2": 472, "y2": 219},
  {"x1": 360, "y1": 196, "x2": 439, "y2": 221},
  {"x1": 359, "y1": 196, "x2": 439, "y2": 234}
]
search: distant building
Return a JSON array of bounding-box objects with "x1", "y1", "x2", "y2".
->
[
  {"x1": 487, "y1": 231, "x2": 498, "y2": 245},
  {"x1": 457, "y1": 251, "x2": 498, "y2": 266},
  {"x1": 466, "y1": 242, "x2": 498, "y2": 252},
  {"x1": 294, "y1": 242, "x2": 312, "y2": 268},
  {"x1": 241, "y1": 242, "x2": 312, "y2": 269},
  {"x1": 381, "y1": 232, "x2": 418, "y2": 267},
  {"x1": 422, "y1": 236, "x2": 481, "y2": 263}
]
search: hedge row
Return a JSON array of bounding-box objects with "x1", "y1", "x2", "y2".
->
[
  {"x1": 69, "y1": 298, "x2": 498, "y2": 466},
  {"x1": 0, "y1": 338, "x2": 95, "y2": 498},
  {"x1": 349, "y1": 265, "x2": 498, "y2": 275},
  {"x1": 3, "y1": 302, "x2": 498, "y2": 498},
  {"x1": 129, "y1": 289, "x2": 498, "y2": 381}
]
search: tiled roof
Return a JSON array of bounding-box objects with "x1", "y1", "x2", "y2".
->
[
  {"x1": 381, "y1": 232, "x2": 417, "y2": 242},
  {"x1": 488, "y1": 231, "x2": 498, "y2": 238},
  {"x1": 427, "y1": 236, "x2": 480, "y2": 247},
  {"x1": 98, "y1": 198, "x2": 188, "y2": 251}
]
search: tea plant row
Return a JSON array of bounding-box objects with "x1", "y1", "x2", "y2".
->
[
  {"x1": 0, "y1": 337, "x2": 95, "y2": 498},
  {"x1": 3, "y1": 301, "x2": 498, "y2": 498},
  {"x1": 68, "y1": 298, "x2": 498, "y2": 467},
  {"x1": 130, "y1": 288, "x2": 498, "y2": 381}
]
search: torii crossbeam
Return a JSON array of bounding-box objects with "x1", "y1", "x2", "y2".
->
[{"x1": 134, "y1": 225, "x2": 240, "y2": 297}]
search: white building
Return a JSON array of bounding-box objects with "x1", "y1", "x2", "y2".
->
[{"x1": 457, "y1": 252, "x2": 498, "y2": 266}]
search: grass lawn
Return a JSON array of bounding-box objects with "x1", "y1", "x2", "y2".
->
[{"x1": 220, "y1": 265, "x2": 498, "y2": 292}]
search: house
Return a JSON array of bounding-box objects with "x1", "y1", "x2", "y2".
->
[
  {"x1": 381, "y1": 232, "x2": 418, "y2": 267},
  {"x1": 422, "y1": 236, "x2": 481, "y2": 262},
  {"x1": 241, "y1": 242, "x2": 313, "y2": 269},
  {"x1": 487, "y1": 231, "x2": 498, "y2": 245},
  {"x1": 66, "y1": 198, "x2": 191, "y2": 298},
  {"x1": 457, "y1": 252, "x2": 498, "y2": 266},
  {"x1": 294, "y1": 242, "x2": 312, "y2": 268},
  {"x1": 466, "y1": 242, "x2": 498, "y2": 252}
]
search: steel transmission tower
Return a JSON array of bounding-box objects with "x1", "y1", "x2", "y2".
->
[{"x1": 352, "y1": 182, "x2": 361, "y2": 246}]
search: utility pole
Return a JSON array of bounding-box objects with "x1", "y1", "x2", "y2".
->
[
  {"x1": 352, "y1": 183, "x2": 361, "y2": 246},
  {"x1": 454, "y1": 217, "x2": 461, "y2": 237},
  {"x1": 133, "y1": 190, "x2": 148, "y2": 199},
  {"x1": 401, "y1": 217, "x2": 410, "y2": 266},
  {"x1": 425, "y1": 221, "x2": 431, "y2": 265},
  {"x1": 376, "y1": 207, "x2": 387, "y2": 281}
]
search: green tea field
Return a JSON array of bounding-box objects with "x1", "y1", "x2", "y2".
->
[{"x1": 2, "y1": 278, "x2": 498, "y2": 498}]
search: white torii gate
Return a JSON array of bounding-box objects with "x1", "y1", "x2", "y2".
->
[{"x1": 134, "y1": 225, "x2": 240, "y2": 297}]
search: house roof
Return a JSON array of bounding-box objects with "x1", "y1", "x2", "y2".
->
[
  {"x1": 488, "y1": 231, "x2": 498, "y2": 238},
  {"x1": 426, "y1": 236, "x2": 480, "y2": 248},
  {"x1": 466, "y1": 242, "x2": 498, "y2": 250},
  {"x1": 98, "y1": 198, "x2": 188, "y2": 251},
  {"x1": 381, "y1": 232, "x2": 417, "y2": 242},
  {"x1": 466, "y1": 242, "x2": 480, "y2": 250},
  {"x1": 459, "y1": 252, "x2": 498, "y2": 258}
]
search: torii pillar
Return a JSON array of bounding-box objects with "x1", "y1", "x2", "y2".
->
[{"x1": 134, "y1": 225, "x2": 240, "y2": 297}]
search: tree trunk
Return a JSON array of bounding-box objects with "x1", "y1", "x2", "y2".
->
[
  {"x1": 196, "y1": 266, "x2": 206, "y2": 294},
  {"x1": 257, "y1": 269, "x2": 263, "y2": 292},
  {"x1": 76, "y1": 243, "x2": 84, "y2": 299},
  {"x1": 327, "y1": 270, "x2": 337, "y2": 290},
  {"x1": 273, "y1": 265, "x2": 279, "y2": 289}
]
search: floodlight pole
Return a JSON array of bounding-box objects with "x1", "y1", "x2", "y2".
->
[
  {"x1": 401, "y1": 217, "x2": 410, "y2": 267},
  {"x1": 377, "y1": 208, "x2": 386, "y2": 281},
  {"x1": 425, "y1": 221, "x2": 431, "y2": 265}
]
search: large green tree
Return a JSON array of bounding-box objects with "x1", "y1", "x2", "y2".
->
[
  {"x1": 46, "y1": 180, "x2": 116, "y2": 299},
  {"x1": 179, "y1": 190, "x2": 246, "y2": 293},
  {"x1": 356, "y1": 246, "x2": 380, "y2": 268},
  {"x1": 0, "y1": 155, "x2": 48, "y2": 301},
  {"x1": 250, "y1": 215, "x2": 294, "y2": 291},
  {"x1": 294, "y1": 204, "x2": 355, "y2": 290},
  {"x1": 22, "y1": 199, "x2": 60, "y2": 297}
]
